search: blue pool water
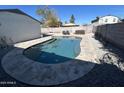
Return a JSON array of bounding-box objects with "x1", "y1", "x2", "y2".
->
[{"x1": 24, "y1": 36, "x2": 81, "y2": 64}]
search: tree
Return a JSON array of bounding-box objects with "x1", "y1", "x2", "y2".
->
[
  {"x1": 69, "y1": 14, "x2": 75, "y2": 23},
  {"x1": 58, "y1": 21, "x2": 63, "y2": 27},
  {"x1": 65, "y1": 21, "x2": 67, "y2": 24},
  {"x1": 36, "y1": 6, "x2": 60, "y2": 27}
]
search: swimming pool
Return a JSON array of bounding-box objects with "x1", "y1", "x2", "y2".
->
[{"x1": 24, "y1": 36, "x2": 81, "y2": 64}]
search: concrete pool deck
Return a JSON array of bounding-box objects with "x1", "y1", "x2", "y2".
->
[{"x1": 1, "y1": 34, "x2": 99, "y2": 86}]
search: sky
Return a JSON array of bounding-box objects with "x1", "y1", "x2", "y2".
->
[{"x1": 0, "y1": 5, "x2": 124, "y2": 25}]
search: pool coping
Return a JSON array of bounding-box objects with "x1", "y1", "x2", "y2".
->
[{"x1": 1, "y1": 34, "x2": 96, "y2": 86}]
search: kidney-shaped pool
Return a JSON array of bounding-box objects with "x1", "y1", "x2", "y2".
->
[
  {"x1": 24, "y1": 36, "x2": 82, "y2": 64},
  {"x1": 2, "y1": 36, "x2": 95, "y2": 86}
]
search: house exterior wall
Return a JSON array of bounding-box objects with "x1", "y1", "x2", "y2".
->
[
  {"x1": 92, "y1": 16, "x2": 120, "y2": 26},
  {"x1": 98, "y1": 16, "x2": 120, "y2": 24},
  {"x1": 0, "y1": 12, "x2": 41, "y2": 44}
]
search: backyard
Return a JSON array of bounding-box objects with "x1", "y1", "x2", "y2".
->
[
  {"x1": 1, "y1": 6, "x2": 124, "y2": 87},
  {"x1": 0, "y1": 33, "x2": 124, "y2": 87}
]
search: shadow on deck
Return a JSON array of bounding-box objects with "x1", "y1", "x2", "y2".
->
[{"x1": 0, "y1": 43, "x2": 124, "y2": 87}]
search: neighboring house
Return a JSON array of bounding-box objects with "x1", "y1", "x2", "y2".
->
[
  {"x1": 0, "y1": 9, "x2": 42, "y2": 44},
  {"x1": 91, "y1": 15, "x2": 121, "y2": 33},
  {"x1": 62, "y1": 23, "x2": 79, "y2": 27},
  {"x1": 91, "y1": 15, "x2": 121, "y2": 26}
]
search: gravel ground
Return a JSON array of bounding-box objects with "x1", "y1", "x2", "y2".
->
[{"x1": 0, "y1": 36, "x2": 124, "y2": 87}]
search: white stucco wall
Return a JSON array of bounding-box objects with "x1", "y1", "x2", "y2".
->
[{"x1": 0, "y1": 12, "x2": 41, "y2": 44}]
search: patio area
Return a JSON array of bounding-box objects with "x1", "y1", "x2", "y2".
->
[{"x1": 0, "y1": 33, "x2": 124, "y2": 86}]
